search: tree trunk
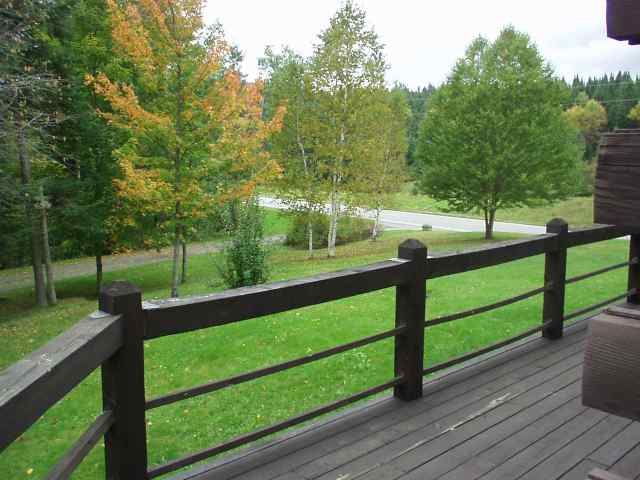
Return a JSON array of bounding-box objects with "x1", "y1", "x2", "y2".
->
[
  {"x1": 39, "y1": 188, "x2": 57, "y2": 305},
  {"x1": 371, "y1": 206, "x2": 382, "y2": 241},
  {"x1": 180, "y1": 239, "x2": 187, "y2": 284},
  {"x1": 307, "y1": 220, "x2": 314, "y2": 259},
  {"x1": 170, "y1": 222, "x2": 181, "y2": 298},
  {"x1": 16, "y1": 110, "x2": 47, "y2": 307},
  {"x1": 96, "y1": 253, "x2": 103, "y2": 294},
  {"x1": 484, "y1": 208, "x2": 496, "y2": 240},
  {"x1": 327, "y1": 180, "x2": 339, "y2": 258}
]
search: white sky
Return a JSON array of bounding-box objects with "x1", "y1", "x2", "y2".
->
[{"x1": 204, "y1": 0, "x2": 640, "y2": 89}]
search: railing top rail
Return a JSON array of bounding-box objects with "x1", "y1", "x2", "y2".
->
[
  {"x1": 565, "y1": 224, "x2": 630, "y2": 248},
  {"x1": 426, "y1": 233, "x2": 557, "y2": 279},
  {"x1": 143, "y1": 259, "x2": 410, "y2": 339},
  {"x1": 0, "y1": 312, "x2": 123, "y2": 453}
]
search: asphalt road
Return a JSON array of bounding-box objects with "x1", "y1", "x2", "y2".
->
[{"x1": 259, "y1": 197, "x2": 547, "y2": 235}]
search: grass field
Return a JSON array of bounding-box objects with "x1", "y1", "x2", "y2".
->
[
  {"x1": 0, "y1": 227, "x2": 631, "y2": 479},
  {"x1": 390, "y1": 183, "x2": 595, "y2": 227}
]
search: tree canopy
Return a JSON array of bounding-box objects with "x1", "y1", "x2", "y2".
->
[{"x1": 416, "y1": 27, "x2": 581, "y2": 239}]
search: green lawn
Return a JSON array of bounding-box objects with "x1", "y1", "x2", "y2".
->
[
  {"x1": 0, "y1": 229, "x2": 631, "y2": 479},
  {"x1": 390, "y1": 183, "x2": 595, "y2": 228}
]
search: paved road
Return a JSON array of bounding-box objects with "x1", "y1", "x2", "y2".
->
[{"x1": 259, "y1": 197, "x2": 547, "y2": 235}]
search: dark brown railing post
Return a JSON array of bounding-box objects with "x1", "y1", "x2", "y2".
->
[
  {"x1": 629, "y1": 233, "x2": 640, "y2": 304},
  {"x1": 543, "y1": 218, "x2": 568, "y2": 339},
  {"x1": 394, "y1": 239, "x2": 427, "y2": 401},
  {"x1": 99, "y1": 281, "x2": 148, "y2": 479}
]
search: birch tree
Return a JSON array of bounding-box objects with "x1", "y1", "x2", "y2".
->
[
  {"x1": 310, "y1": 0, "x2": 387, "y2": 257},
  {"x1": 359, "y1": 88, "x2": 409, "y2": 240},
  {"x1": 260, "y1": 46, "x2": 324, "y2": 257}
]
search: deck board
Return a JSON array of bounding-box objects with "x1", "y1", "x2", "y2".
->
[{"x1": 174, "y1": 320, "x2": 640, "y2": 480}]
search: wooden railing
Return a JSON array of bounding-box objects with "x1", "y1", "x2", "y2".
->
[{"x1": 1, "y1": 220, "x2": 638, "y2": 479}]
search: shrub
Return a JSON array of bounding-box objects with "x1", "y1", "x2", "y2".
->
[
  {"x1": 285, "y1": 214, "x2": 373, "y2": 249},
  {"x1": 217, "y1": 199, "x2": 269, "y2": 288}
]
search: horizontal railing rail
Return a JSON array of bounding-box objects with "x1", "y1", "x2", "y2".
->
[
  {"x1": 44, "y1": 411, "x2": 115, "y2": 480},
  {"x1": 565, "y1": 258, "x2": 638, "y2": 285},
  {"x1": 0, "y1": 221, "x2": 637, "y2": 480},
  {"x1": 423, "y1": 321, "x2": 552, "y2": 376},
  {"x1": 145, "y1": 326, "x2": 406, "y2": 410},
  {"x1": 425, "y1": 284, "x2": 551, "y2": 328},
  {"x1": 143, "y1": 259, "x2": 410, "y2": 339},
  {"x1": 146, "y1": 376, "x2": 404, "y2": 479},
  {"x1": 0, "y1": 313, "x2": 122, "y2": 453}
]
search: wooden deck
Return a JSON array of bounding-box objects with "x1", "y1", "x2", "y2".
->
[{"x1": 177, "y1": 320, "x2": 640, "y2": 480}]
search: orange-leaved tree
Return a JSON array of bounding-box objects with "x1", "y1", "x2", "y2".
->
[{"x1": 87, "y1": 0, "x2": 284, "y2": 297}]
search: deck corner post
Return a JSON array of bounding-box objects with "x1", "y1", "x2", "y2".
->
[
  {"x1": 394, "y1": 239, "x2": 427, "y2": 401},
  {"x1": 543, "y1": 218, "x2": 569, "y2": 340},
  {"x1": 629, "y1": 233, "x2": 640, "y2": 304},
  {"x1": 99, "y1": 281, "x2": 149, "y2": 479}
]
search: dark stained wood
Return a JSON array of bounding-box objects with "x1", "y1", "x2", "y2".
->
[
  {"x1": 147, "y1": 377, "x2": 404, "y2": 479},
  {"x1": 44, "y1": 411, "x2": 115, "y2": 480},
  {"x1": 143, "y1": 260, "x2": 409, "y2": 339},
  {"x1": 607, "y1": 0, "x2": 640, "y2": 44},
  {"x1": 543, "y1": 218, "x2": 569, "y2": 339},
  {"x1": 0, "y1": 312, "x2": 122, "y2": 453},
  {"x1": 425, "y1": 285, "x2": 549, "y2": 328},
  {"x1": 146, "y1": 326, "x2": 406, "y2": 410},
  {"x1": 628, "y1": 234, "x2": 639, "y2": 304},
  {"x1": 566, "y1": 260, "x2": 634, "y2": 285},
  {"x1": 565, "y1": 291, "x2": 636, "y2": 322},
  {"x1": 394, "y1": 240, "x2": 427, "y2": 401},
  {"x1": 423, "y1": 323, "x2": 547, "y2": 376},
  {"x1": 426, "y1": 234, "x2": 557, "y2": 279},
  {"x1": 565, "y1": 225, "x2": 630, "y2": 249},
  {"x1": 172, "y1": 321, "x2": 592, "y2": 480},
  {"x1": 595, "y1": 131, "x2": 640, "y2": 227},
  {"x1": 99, "y1": 282, "x2": 149, "y2": 480},
  {"x1": 583, "y1": 310, "x2": 640, "y2": 422}
]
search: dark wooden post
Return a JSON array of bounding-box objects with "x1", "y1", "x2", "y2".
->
[
  {"x1": 543, "y1": 218, "x2": 568, "y2": 340},
  {"x1": 394, "y1": 239, "x2": 427, "y2": 401},
  {"x1": 100, "y1": 281, "x2": 148, "y2": 479},
  {"x1": 629, "y1": 233, "x2": 640, "y2": 304}
]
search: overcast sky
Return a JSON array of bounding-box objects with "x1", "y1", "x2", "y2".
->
[{"x1": 204, "y1": 0, "x2": 640, "y2": 89}]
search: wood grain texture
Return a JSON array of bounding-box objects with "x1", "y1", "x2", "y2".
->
[
  {"x1": 0, "y1": 313, "x2": 122, "y2": 452},
  {"x1": 595, "y1": 131, "x2": 640, "y2": 227},
  {"x1": 583, "y1": 312, "x2": 640, "y2": 421},
  {"x1": 143, "y1": 260, "x2": 409, "y2": 339},
  {"x1": 44, "y1": 411, "x2": 115, "y2": 480}
]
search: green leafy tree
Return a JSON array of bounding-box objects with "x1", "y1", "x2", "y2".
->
[
  {"x1": 260, "y1": 46, "x2": 325, "y2": 258},
  {"x1": 629, "y1": 102, "x2": 640, "y2": 125},
  {"x1": 358, "y1": 88, "x2": 409, "y2": 239},
  {"x1": 417, "y1": 27, "x2": 581, "y2": 239},
  {"x1": 310, "y1": 0, "x2": 387, "y2": 257},
  {"x1": 564, "y1": 94, "x2": 608, "y2": 160}
]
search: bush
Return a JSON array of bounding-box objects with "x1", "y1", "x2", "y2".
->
[
  {"x1": 285, "y1": 214, "x2": 373, "y2": 249},
  {"x1": 573, "y1": 161, "x2": 595, "y2": 197},
  {"x1": 217, "y1": 199, "x2": 269, "y2": 288}
]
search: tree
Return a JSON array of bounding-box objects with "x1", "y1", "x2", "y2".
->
[
  {"x1": 89, "y1": 0, "x2": 284, "y2": 297},
  {"x1": 629, "y1": 102, "x2": 640, "y2": 125},
  {"x1": 359, "y1": 88, "x2": 409, "y2": 239},
  {"x1": 1, "y1": 0, "x2": 60, "y2": 306},
  {"x1": 417, "y1": 27, "x2": 581, "y2": 239},
  {"x1": 260, "y1": 46, "x2": 324, "y2": 258},
  {"x1": 564, "y1": 94, "x2": 608, "y2": 160},
  {"x1": 40, "y1": 0, "x2": 133, "y2": 293},
  {"x1": 310, "y1": 0, "x2": 387, "y2": 257}
]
